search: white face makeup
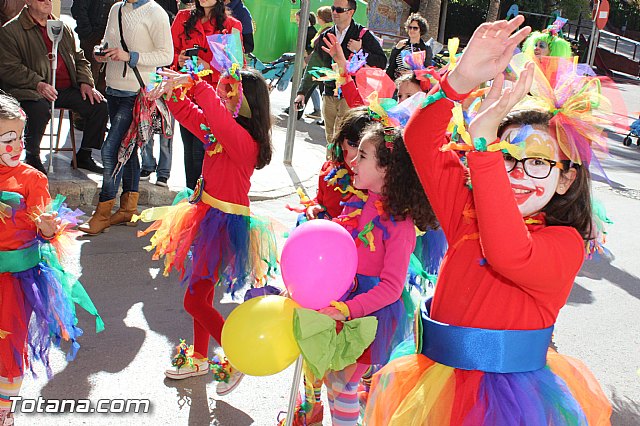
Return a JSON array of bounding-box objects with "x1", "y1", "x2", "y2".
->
[
  {"x1": 501, "y1": 125, "x2": 566, "y2": 217},
  {"x1": 0, "y1": 120, "x2": 25, "y2": 168},
  {"x1": 350, "y1": 136, "x2": 386, "y2": 193}
]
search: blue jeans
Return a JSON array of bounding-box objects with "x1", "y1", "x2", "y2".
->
[
  {"x1": 100, "y1": 94, "x2": 140, "y2": 202},
  {"x1": 310, "y1": 87, "x2": 321, "y2": 111},
  {"x1": 141, "y1": 117, "x2": 174, "y2": 179}
]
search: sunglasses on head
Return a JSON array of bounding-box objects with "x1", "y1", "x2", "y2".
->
[{"x1": 331, "y1": 6, "x2": 353, "y2": 13}]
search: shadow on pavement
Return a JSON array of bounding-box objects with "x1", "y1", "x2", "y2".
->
[
  {"x1": 578, "y1": 257, "x2": 640, "y2": 300},
  {"x1": 611, "y1": 389, "x2": 640, "y2": 426}
]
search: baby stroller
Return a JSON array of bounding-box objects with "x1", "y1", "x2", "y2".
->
[
  {"x1": 623, "y1": 115, "x2": 640, "y2": 147},
  {"x1": 247, "y1": 52, "x2": 296, "y2": 93}
]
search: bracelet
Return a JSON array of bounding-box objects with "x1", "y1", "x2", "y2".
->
[{"x1": 330, "y1": 301, "x2": 350, "y2": 320}]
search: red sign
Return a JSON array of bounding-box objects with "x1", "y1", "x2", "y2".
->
[{"x1": 593, "y1": 0, "x2": 610, "y2": 30}]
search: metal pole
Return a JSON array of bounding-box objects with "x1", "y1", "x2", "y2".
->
[
  {"x1": 284, "y1": 355, "x2": 304, "y2": 426},
  {"x1": 47, "y1": 41, "x2": 59, "y2": 174},
  {"x1": 586, "y1": 1, "x2": 599, "y2": 67},
  {"x1": 438, "y1": 0, "x2": 448, "y2": 44},
  {"x1": 283, "y1": 0, "x2": 311, "y2": 166},
  {"x1": 590, "y1": 27, "x2": 600, "y2": 67}
]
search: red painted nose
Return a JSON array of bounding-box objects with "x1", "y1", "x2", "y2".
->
[{"x1": 510, "y1": 164, "x2": 525, "y2": 179}]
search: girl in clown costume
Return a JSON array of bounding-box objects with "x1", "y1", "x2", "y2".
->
[
  {"x1": 364, "y1": 16, "x2": 611, "y2": 425},
  {"x1": 136, "y1": 31, "x2": 278, "y2": 396},
  {"x1": 0, "y1": 93, "x2": 103, "y2": 425}
]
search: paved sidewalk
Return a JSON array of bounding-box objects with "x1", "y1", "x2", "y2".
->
[{"x1": 46, "y1": 90, "x2": 328, "y2": 207}]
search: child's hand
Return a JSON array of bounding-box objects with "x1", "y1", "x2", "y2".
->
[
  {"x1": 147, "y1": 68, "x2": 192, "y2": 100},
  {"x1": 318, "y1": 306, "x2": 346, "y2": 321},
  {"x1": 322, "y1": 33, "x2": 348, "y2": 74},
  {"x1": 469, "y1": 62, "x2": 534, "y2": 144},
  {"x1": 305, "y1": 205, "x2": 325, "y2": 220},
  {"x1": 35, "y1": 212, "x2": 60, "y2": 239},
  {"x1": 448, "y1": 15, "x2": 531, "y2": 95}
]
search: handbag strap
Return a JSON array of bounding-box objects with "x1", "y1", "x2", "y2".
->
[{"x1": 118, "y1": 4, "x2": 145, "y2": 90}]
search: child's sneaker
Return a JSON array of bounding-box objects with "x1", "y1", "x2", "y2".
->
[
  {"x1": 164, "y1": 340, "x2": 209, "y2": 380},
  {"x1": 211, "y1": 349, "x2": 245, "y2": 396}
]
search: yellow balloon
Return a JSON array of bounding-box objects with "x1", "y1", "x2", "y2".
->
[{"x1": 221, "y1": 295, "x2": 300, "y2": 376}]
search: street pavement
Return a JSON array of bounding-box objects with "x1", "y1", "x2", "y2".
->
[{"x1": 13, "y1": 3, "x2": 640, "y2": 425}]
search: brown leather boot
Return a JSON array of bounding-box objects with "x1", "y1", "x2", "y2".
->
[
  {"x1": 78, "y1": 199, "x2": 116, "y2": 235},
  {"x1": 110, "y1": 191, "x2": 140, "y2": 226}
]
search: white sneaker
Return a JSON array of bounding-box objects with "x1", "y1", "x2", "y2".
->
[
  {"x1": 164, "y1": 357, "x2": 210, "y2": 380},
  {"x1": 211, "y1": 349, "x2": 245, "y2": 396}
]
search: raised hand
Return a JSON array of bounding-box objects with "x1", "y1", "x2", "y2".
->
[
  {"x1": 322, "y1": 32, "x2": 348, "y2": 73},
  {"x1": 468, "y1": 61, "x2": 534, "y2": 144},
  {"x1": 147, "y1": 68, "x2": 192, "y2": 100},
  {"x1": 448, "y1": 15, "x2": 531, "y2": 94}
]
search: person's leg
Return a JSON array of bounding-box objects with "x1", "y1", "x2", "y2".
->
[
  {"x1": 156, "y1": 117, "x2": 174, "y2": 181},
  {"x1": 18, "y1": 99, "x2": 50, "y2": 172},
  {"x1": 325, "y1": 363, "x2": 369, "y2": 426},
  {"x1": 322, "y1": 95, "x2": 339, "y2": 146},
  {"x1": 55, "y1": 88, "x2": 107, "y2": 170},
  {"x1": 310, "y1": 87, "x2": 321, "y2": 112},
  {"x1": 181, "y1": 125, "x2": 196, "y2": 189},
  {"x1": 183, "y1": 279, "x2": 225, "y2": 357},
  {"x1": 141, "y1": 137, "x2": 157, "y2": 174}
]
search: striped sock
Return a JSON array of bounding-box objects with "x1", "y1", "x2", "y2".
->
[{"x1": 0, "y1": 376, "x2": 22, "y2": 411}]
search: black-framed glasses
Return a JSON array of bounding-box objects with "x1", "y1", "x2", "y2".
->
[
  {"x1": 408, "y1": 26, "x2": 420, "y2": 31},
  {"x1": 503, "y1": 154, "x2": 565, "y2": 179},
  {"x1": 331, "y1": 6, "x2": 353, "y2": 13}
]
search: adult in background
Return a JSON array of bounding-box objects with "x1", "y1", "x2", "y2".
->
[
  {"x1": 140, "y1": 0, "x2": 179, "y2": 188},
  {"x1": 224, "y1": 0, "x2": 253, "y2": 54},
  {"x1": 294, "y1": 0, "x2": 387, "y2": 145},
  {"x1": 79, "y1": 0, "x2": 173, "y2": 235},
  {"x1": 386, "y1": 13, "x2": 432, "y2": 81},
  {"x1": 171, "y1": 0, "x2": 243, "y2": 190},
  {"x1": 0, "y1": 0, "x2": 108, "y2": 174},
  {"x1": 71, "y1": 0, "x2": 118, "y2": 94}
]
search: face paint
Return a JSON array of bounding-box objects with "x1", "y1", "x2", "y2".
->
[
  {"x1": 341, "y1": 138, "x2": 358, "y2": 171},
  {"x1": 534, "y1": 40, "x2": 550, "y2": 57},
  {"x1": 501, "y1": 125, "x2": 563, "y2": 217},
  {"x1": 0, "y1": 120, "x2": 25, "y2": 168}
]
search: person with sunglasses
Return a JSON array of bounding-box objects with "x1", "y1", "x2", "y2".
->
[
  {"x1": 294, "y1": 0, "x2": 387, "y2": 147},
  {"x1": 386, "y1": 13, "x2": 432, "y2": 81}
]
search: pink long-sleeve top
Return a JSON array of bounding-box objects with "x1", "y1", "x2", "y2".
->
[
  {"x1": 404, "y1": 85, "x2": 585, "y2": 331},
  {"x1": 167, "y1": 81, "x2": 258, "y2": 206},
  {"x1": 339, "y1": 191, "x2": 417, "y2": 319}
]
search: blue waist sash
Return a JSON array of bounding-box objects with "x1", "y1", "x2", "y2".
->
[{"x1": 420, "y1": 298, "x2": 553, "y2": 373}]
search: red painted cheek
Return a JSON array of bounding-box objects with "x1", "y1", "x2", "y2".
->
[{"x1": 5, "y1": 146, "x2": 13, "y2": 153}]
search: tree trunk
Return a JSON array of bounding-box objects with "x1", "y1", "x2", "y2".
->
[
  {"x1": 419, "y1": 0, "x2": 442, "y2": 41},
  {"x1": 486, "y1": 0, "x2": 501, "y2": 22}
]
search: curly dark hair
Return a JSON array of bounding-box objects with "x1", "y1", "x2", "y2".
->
[
  {"x1": 497, "y1": 110, "x2": 593, "y2": 240},
  {"x1": 361, "y1": 122, "x2": 438, "y2": 232},
  {"x1": 184, "y1": 0, "x2": 227, "y2": 39},
  {"x1": 405, "y1": 13, "x2": 429, "y2": 37},
  {"x1": 328, "y1": 107, "x2": 371, "y2": 164},
  {"x1": 235, "y1": 68, "x2": 273, "y2": 169}
]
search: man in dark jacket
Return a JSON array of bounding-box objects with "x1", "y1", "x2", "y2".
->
[
  {"x1": 225, "y1": 0, "x2": 254, "y2": 54},
  {"x1": 294, "y1": 0, "x2": 387, "y2": 145},
  {"x1": 70, "y1": 0, "x2": 118, "y2": 94},
  {"x1": 0, "y1": 0, "x2": 108, "y2": 173}
]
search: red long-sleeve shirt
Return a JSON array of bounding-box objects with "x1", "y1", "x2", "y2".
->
[
  {"x1": 314, "y1": 161, "x2": 353, "y2": 219},
  {"x1": 0, "y1": 163, "x2": 50, "y2": 251},
  {"x1": 404, "y1": 95, "x2": 584, "y2": 331},
  {"x1": 171, "y1": 10, "x2": 243, "y2": 84},
  {"x1": 168, "y1": 81, "x2": 258, "y2": 206}
]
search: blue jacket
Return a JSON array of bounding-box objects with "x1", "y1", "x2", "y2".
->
[{"x1": 227, "y1": 0, "x2": 253, "y2": 35}]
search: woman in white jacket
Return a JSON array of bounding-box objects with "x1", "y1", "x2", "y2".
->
[{"x1": 80, "y1": 0, "x2": 173, "y2": 235}]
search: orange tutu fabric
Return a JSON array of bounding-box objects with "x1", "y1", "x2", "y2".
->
[{"x1": 365, "y1": 350, "x2": 611, "y2": 426}]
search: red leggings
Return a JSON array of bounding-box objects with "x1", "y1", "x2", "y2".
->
[{"x1": 183, "y1": 279, "x2": 225, "y2": 358}]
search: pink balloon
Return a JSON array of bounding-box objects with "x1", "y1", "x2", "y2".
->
[{"x1": 281, "y1": 220, "x2": 357, "y2": 310}]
